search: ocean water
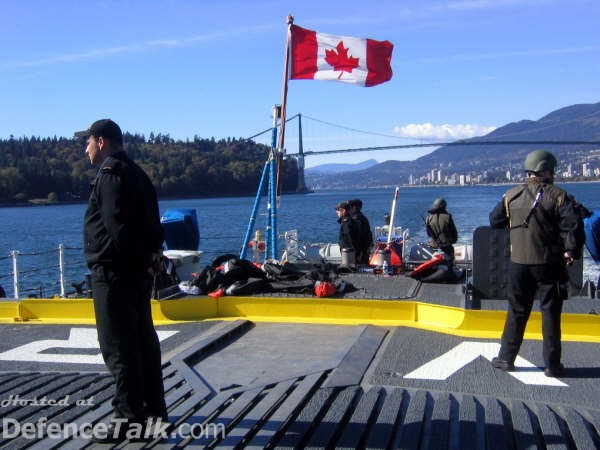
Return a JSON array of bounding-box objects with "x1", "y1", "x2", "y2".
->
[{"x1": 1, "y1": 183, "x2": 599, "y2": 297}]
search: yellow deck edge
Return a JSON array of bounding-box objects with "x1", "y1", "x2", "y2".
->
[{"x1": 1, "y1": 296, "x2": 599, "y2": 342}]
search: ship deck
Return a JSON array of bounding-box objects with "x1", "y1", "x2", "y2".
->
[{"x1": 1, "y1": 273, "x2": 600, "y2": 449}]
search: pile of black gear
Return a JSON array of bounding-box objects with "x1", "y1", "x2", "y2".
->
[{"x1": 190, "y1": 255, "x2": 354, "y2": 297}]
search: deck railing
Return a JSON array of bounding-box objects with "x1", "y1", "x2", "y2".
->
[{"x1": 0, "y1": 245, "x2": 86, "y2": 299}]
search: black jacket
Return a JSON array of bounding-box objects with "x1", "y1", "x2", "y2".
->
[
  {"x1": 338, "y1": 215, "x2": 358, "y2": 251},
  {"x1": 351, "y1": 211, "x2": 374, "y2": 252},
  {"x1": 84, "y1": 152, "x2": 164, "y2": 273}
]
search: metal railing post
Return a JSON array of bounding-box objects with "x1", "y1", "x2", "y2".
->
[
  {"x1": 59, "y1": 244, "x2": 66, "y2": 298},
  {"x1": 11, "y1": 250, "x2": 19, "y2": 299}
]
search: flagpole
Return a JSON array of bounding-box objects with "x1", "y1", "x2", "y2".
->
[
  {"x1": 275, "y1": 15, "x2": 293, "y2": 198},
  {"x1": 265, "y1": 14, "x2": 293, "y2": 259},
  {"x1": 277, "y1": 14, "x2": 293, "y2": 155}
]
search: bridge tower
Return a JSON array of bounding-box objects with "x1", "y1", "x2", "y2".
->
[{"x1": 295, "y1": 114, "x2": 309, "y2": 193}]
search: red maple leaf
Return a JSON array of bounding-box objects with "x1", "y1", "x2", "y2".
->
[{"x1": 325, "y1": 41, "x2": 359, "y2": 79}]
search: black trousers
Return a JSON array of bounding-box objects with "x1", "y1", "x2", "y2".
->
[
  {"x1": 498, "y1": 262, "x2": 563, "y2": 369},
  {"x1": 91, "y1": 264, "x2": 167, "y2": 419},
  {"x1": 440, "y1": 245, "x2": 455, "y2": 267},
  {"x1": 356, "y1": 248, "x2": 371, "y2": 265}
]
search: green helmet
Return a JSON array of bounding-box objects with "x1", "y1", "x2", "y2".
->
[
  {"x1": 524, "y1": 150, "x2": 557, "y2": 174},
  {"x1": 431, "y1": 198, "x2": 447, "y2": 210}
]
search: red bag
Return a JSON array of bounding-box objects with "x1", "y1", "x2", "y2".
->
[
  {"x1": 208, "y1": 288, "x2": 224, "y2": 298},
  {"x1": 314, "y1": 281, "x2": 336, "y2": 298}
]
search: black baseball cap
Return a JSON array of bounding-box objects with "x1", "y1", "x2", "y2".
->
[{"x1": 74, "y1": 119, "x2": 123, "y2": 145}]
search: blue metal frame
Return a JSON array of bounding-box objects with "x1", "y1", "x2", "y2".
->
[
  {"x1": 240, "y1": 110, "x2": 280, "y2": 261},
  {"x1": 239, "y1": 161, "x2": 269, "y2": 260}
]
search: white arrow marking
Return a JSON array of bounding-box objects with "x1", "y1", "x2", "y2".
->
[
  {"x1": 404, "y1": 341, "x2": 567, "y2": 387},
  {"x1": 0, "y1": 328, "x2": 178, "y2": 365}
]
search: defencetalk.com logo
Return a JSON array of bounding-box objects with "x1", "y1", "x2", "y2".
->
[{"x1": 2, "y1": 417, "x2": 226, "y2": 441}]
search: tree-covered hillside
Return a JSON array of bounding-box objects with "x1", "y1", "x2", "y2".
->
[{"x1": 0, "y1": 133, "x2": 298, "y2": 204}]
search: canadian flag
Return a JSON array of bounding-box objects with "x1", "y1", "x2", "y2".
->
[{"x1": 290, "y1": 24, "x2": 393, "y2": 87}]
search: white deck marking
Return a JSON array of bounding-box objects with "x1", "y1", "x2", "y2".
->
[
  {"x1": 0, "y1": 328, "x2": 178, "y2": 364},
  {"x1": 404, "y1": 341, "x2": 568, "y2": 387}
]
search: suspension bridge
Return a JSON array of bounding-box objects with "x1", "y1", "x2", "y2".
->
[
  {"x1": 247, "y1": 113, "x2": 444, "y2": 193},
  {"x1": 246, "y1": 113, "x2": 600, "y2": 193}
]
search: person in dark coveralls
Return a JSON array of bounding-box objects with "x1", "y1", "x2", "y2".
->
[
  {"x1": 489, "y1": 150, "x2": 580, "y2": 378},
  {"x1": 76, "y1": 119, "x2": 167, "y2": 441},
  {"x1": 336, "y1": 202, "x2": 358, "y2": 262},
  {"x1": 425, "y1": 198, "x2": 458, "y2": 266},
  {"x1": 348, "y1": 198, "x2": 373, "y2": 264}
]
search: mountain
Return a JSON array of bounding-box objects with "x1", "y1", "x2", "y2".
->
[
  {"x1": 305, "y1": 101, "x2": 600, "y2": 189},
  {"x1": 306, "y1": 159, "x2": 379, "y2": 175}
]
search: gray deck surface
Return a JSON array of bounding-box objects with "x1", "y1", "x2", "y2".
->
[
  {"x1": 249, "y1": 269, "x2": 600, "y2": 313},
  {"x1": 1, "y1": 315, "x2": 600, "y2": 449}
]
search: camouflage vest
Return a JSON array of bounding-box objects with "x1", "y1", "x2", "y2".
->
[
  {"x1": 426, "y1": 212, "x2": 457, "y2": 247},
  {"x1": 504, "y1": 179, "x2": 566, "y2": 264}
]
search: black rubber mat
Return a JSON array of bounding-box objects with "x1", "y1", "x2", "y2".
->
[{"x1": 2, "y1": 321, "x2": 600, "y2": 449}]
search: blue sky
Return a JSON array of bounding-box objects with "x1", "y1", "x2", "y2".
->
[{"x1": 2, "y1": 0, "x2": 599, "y2": 167}]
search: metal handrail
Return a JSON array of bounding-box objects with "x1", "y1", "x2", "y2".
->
[{"x1": 2, "y1": 245, "x2": 86, "y2": 299}]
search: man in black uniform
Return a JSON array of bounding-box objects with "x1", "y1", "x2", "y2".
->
[
  {"x1": 489, "y1": 150, "x2": 580, "y2": 377},
  {"x1": 425, "y1": 198, "x2": 458, "y2": 266},
  {"x1": 348, "y1": 199, "x2": 373, "y2": 265},
  {"x1": 76, "y1": 119, "x2": 167, "y2": 441},
  {"x1": 336, "y1": 201, "x2": 358, "y2": 259}
]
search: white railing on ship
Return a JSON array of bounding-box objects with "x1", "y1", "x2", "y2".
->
[{"x1": 0, "y1": 244, "x2": 84, "y2": 299}]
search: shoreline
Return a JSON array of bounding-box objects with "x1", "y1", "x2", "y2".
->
[{"x1": 1, "y1": 180, "x2": 598, "y2": 209}]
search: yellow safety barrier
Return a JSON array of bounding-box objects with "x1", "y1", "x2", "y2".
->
[
  {"x1": 0, "y1": 301, "x2": 20, "y2": 323},
  {"x1": 1, "y1": 296, "x2": 600, "y2": 342}
]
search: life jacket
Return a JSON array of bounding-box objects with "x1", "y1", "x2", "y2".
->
[
  {"x1": 426, "y1": 212, "x2": 457, "y2": 248},
  {"x1": 504, "y1": 179, "x2": 575, "y2": 264}
]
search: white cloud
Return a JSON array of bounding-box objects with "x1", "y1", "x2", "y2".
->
[{"x1": 393, "y1": 123, "x2": 496, "y2": 141}]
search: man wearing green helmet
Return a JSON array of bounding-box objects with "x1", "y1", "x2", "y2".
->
[{"x1": 489, "y1": 150, "x2": 581, "y2": 378}]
